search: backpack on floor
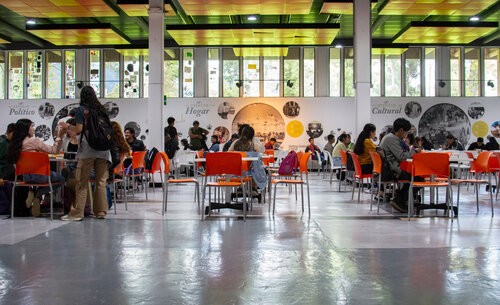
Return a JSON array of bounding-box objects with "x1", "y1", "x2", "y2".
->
[{"x1": 279, "y1": 151, "x2": 298, "y2": 175}]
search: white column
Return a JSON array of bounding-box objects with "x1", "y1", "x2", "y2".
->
[
  {"x1": 353, "y1": 0, "x2": 371, "y2": 136},
  {"x1": 75, "y1": 49, "x2": 88, "y2": 99},
  {"x1": 315, "y1": 47, "x2": 330, "y2": 97},
  {"x1": 194, "y1": 47, "x2": 208, "y2": 97},
  {"x1": 437, "y1": 46, "x2": 450, "y2": 97},
  {"x1": 148, "y1": 0, "x2": 164, "y2": 150}
]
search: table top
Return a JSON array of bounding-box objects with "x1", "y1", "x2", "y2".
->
[{"x1": 195, "y1": 157, "x2": 259, "y2": 162}]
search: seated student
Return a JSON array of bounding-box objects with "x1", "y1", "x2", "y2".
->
[
  {"x1": 110, "y1": 121, "x2": 130, "y2": 176},
  {"x1": 5, "y1": 119, "x2": 66, "y2": 217},
  {"x1": 305, "y1": 138, "x2": 324, "y2": 169},
  {"x1": 323, "y1": 134, "x2": 336, "y2": 155},
  {"x1": 442, "y1": 134, "x2": 464, "y2": 151},
  {"x1": 332, "y1": 134, "x2": 350, "y2": 166},
  {"x1": 468, "y1": 137, "x2": 484, "y2": 150},
  {"x1": 229, "y1": 124, "x2": 265, "y2": 153},
  {"x1": 208, "y1": 135, "x2": 220, "y2": 153},
  {"x1": 233, "y1": 126, "x2": 255, "y2": 152},
  {"x1": 380, "y1": 118, "x2": 422, "y2": 213},
  {"x1": 264, "y1": 138, "x2": 276, "y2": 150},
  {"x1": 180, "y1": 139, "x2": 190, "y2": 151},
  {"x1": 420, "y1": 136, "x2": 434, "y2": 151},
  {"x1": 353, "y1": 123, "x2": 377, "y2": 175},
  {"x1": 124, "y1": 127, "x2": 145, "y2": 152},
  {"x1": 484, "y1": 136, "x2": 499, "y2": 151},
  {"x1": 223, "y1": 134, "x2": 238, "y2": 152}
]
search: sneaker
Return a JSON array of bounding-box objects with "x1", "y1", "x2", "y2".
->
[
  {"x1": 25, "y1": 189, "x2": 35, "y2": 208},
  {"x1": 31, "y1": 196, "x2": 41, "y2": 217},
  {"x1": 390, "y1": 200, "x2": 408, "y2": 213},
  {"x1": 95, "y1": 213, "x2": 106, "y2": 219},
  {"x1": 61, "y1": 214, "x2": 83, "y2": 221}
]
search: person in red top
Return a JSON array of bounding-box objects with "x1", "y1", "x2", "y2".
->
[
  {"x1": 264, "y1": 138, "x2": 276, "y2": 150},
  {"x1": 305, "y1": 138, "x2": 324, "y2": 170}
]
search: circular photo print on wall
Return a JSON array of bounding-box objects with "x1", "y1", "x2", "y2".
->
[
  {"x1": 418, "y1": 103, "x2": 471, "y2": 149},
  {"x1": 124, "y1": 121, "x2": 141, "y2": 137},
  {"x1": 306, "y1": 121, "x2": 323, "y2": 139},
  {"x1": 287, "y1": 120, "x2": 304, "y2": 138},
  {"x1": 35, "y1": 124, "x2": 51, "y2": 141},
  {"x1": 472, "y1": 121, "x2": 489, "y2": 138},
  {"x1": 51, "y1": 103, "x2": 80, "y2": 138},
  {"x1": 104, "y1": 102, "x2": 119, "y2": 119},
  {"x1": 39, "y1": 102, "x2": 55, "y2": 119},
  {"x1": 491, "y1": 121, "x2": 500, "y2": 138},
  {"x1": 468, "y1": 102, "x2": 485, "y2": 120},
  {"x1": 283, "y1": 101, "x2": 300, "y2": 118},
  {"x1": 217, "y1": 102, "x2": 235, "y2": 119},
  {"x1": 404, "y1": 101, "x2": 422, "y2": 119},
  {"x1": 232, "y1": 103, "x2": 285, "y2": 145},
  {"x1": 213, "y1": 126, "x2": 230, "y2": 143}
]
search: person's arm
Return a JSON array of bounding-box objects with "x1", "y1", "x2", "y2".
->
[
  {"x1": 253, "y1": 137, "x2": 265, "y2": 153},
  {"x1": 188, "y1": 128, "x2": 202, "y2": 139},
  {"x1": 365, "y1": 139, "x2": 377, "y2": 153},
  {"x1": 31, "y1": 137, "x2": 63, "y2": 154},
  {"x1": 305, "y1": 146, "x2": 310, "y2": 152},
  {"x1": 386, "y1": 136, "x2": 415, "y2": 162}
]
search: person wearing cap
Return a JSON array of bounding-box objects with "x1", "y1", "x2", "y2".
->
[
  {"x1": 188, "y1": 120, "x2": 209, "y2": 150},
  {"x1": 468, "y1": 137, "x2": 484, "y2": 150},
  {"x1": 442, "y1": 134, "x2": 464, "y2": 151}
]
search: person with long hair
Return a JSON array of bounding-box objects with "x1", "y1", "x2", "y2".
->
[
  {"x1": 228, "y1": 123, "x2": 265, "y2": 153},
  {"x1": 484, "y1": 136, "x2": 499, "y2": 151},
  {"x1": 353, "y1": 123, "x2": 377, "y2": 175},
  {"x1": 58, "y1": 86, "x2": 111, "y2": 221},
  {"x1": 232, "y1": 126, "x2": 255, "y2": 152},
  {"x1": 5, "y1": 118, "x2": 66, "y2": 217},
  {"x1": 110, "y1": 121, "x2": 130, "y2": 176}
]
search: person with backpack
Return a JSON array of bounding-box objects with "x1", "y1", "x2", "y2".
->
[
  {"x1": 164, "y1": 117, "x2": 179, "y2": 159},
  {"x1": 59, "y1": 86, "x2": 111, "y2": 221}
]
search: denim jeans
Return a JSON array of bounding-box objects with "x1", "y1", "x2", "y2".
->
[{"x1": 23, "y1": 172, "x2": 65, "y2": 194}]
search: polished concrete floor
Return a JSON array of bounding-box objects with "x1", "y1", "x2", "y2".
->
[{"x1": 1, "y1": 174, "x2": 500, "y2": 304}]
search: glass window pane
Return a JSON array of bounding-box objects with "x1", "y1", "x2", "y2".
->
[
  {"x1": 344, "y1": 48, "x2": 354, "y2": 97},
  {"x1": 124, "y1": 55, "x2": 140, "y2": 98},
  {"x1": 223, "y1": 49, "x2": 239, "y2": 97},
  {"x1": 47, "y1": 51, "x2": 62, "y2": 99},
  {"x1": 330, "y1": 48, "x2": 341, "y2": 97},
  {"x1": 371, "y1": 54, "x2": 381, "y2": 96},
  {"x1": 465, "y1": 47, "x2": 480, "y2": 97},
  {"x1": 385, "y1": 54, "x2": 401, "y2": 97},
  {"x1": 243, "y1": 56, "x2": 259, "y2": 97},
  {"x1": 0, "y1": 52, "x2": 5, "y2": 99},
  {"x1": 183, "y1": 48, "x2": 194, "y2": 97},
  {"x1": 425, "y1": 48, "x2": 436, "y2": 97},
  {"x1": 27, "y1": 51, "x2": 42, "y2": 99},
  {"x1": 263, "y1": 56, "x2": 280, "y2": 97},
  {"x1": 103, "y1": 50, "x2": 120, "y2": 98},
  {"x1": 65, "y1": 50, "x2": 76, "y2": 99},
  {"x1": 89, "y1": 50, "x2": 101, "y2": 97},
  {"x1": 450, "y1": 47, "x2": 461, "y2": 96},
  {"x1": 284, "y1": 48, "x2": 299, "y2": 97},
  {"x1": 143, "y1": 56, "x2": 149, "y2": 98},
  {"x1": 405, "y1": 48, "x2": 421, "y2": 97},
  {"x1": 9, "y1": 51, "x2": 23, "y2": 99},
  {"x1": 304, "y1": 47, "x2": 315, "y2": 97},
  {"x1": 208, "y1": 48, "x2": 219, "y2": 97},
  {"x1": 164, "y1": 48, "x2": 179, "y2": 98},
  {"x1": 484, "y1": 48, "x2": 499, "y2": 97}
]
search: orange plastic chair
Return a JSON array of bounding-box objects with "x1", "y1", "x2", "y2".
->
[
  {"x1": 369, "y1": 151, "x2": 397, "y2": 214},
  {"x1": 451, "y1": 151, "x2": 494, "y2": 216},
  {"x1": 202, "y1": 152, "x2": 247, "y2": 221},
  {"x1": 271, "y1": 152, "x2": 312, "y2": 217},
  {"x1": 265, "y1": 149, "x2": 275, "y2": 165},
  {"x1": 338, "y1": 150, "x2": 351, "y2": 192},
  {"x1": 159, "y1": 152, "x2": 200, "y2": 215},
  {"x1": 145, "y1": 152, "x2": 163, "y2": 193},
  {"x1": 124, "y1": 150, "x2": 148, "y2": 200},
  {"x1": 11, "y1": 152, "x2": 63, "y2": 220},
  {"x1": 349, "y1": 152, "x2": 373, "y2": 203},
  {"x1": 409, "y1": 153, "x2": 452, "y2": 220}
]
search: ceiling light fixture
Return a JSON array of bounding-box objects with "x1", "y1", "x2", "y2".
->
[
  {"x1": 469, "y1": 16, "x2": 480, "y2": 21},
  {"x1": 26, "y1": 19, "x2": 36, "y2": 24},
  {"x1": 335, "y1": 44, "x2": 343, "y2": 48},
  {"x1": 247, "y1": 15, "x2": 258, "y2": 21}
]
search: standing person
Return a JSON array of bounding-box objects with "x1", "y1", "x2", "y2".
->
[
  {"x1": 164, "y1": 117, "x2": 179, "y2": 159},
  {"x1": 264, "y1": 138, "x2": 276, "y2": 150},
  {"x1": 0, "y1": 123, "x2": 15, "y2": 184},
  {"x1": 353, "y1": 123, "x2": 377, "y2": 175},
  {"x1": 59, "y1": 86, "x2": 111, "y2": 221},
  {"x1": 323, "y1": 134, "x2": 336, "y2": 155},
  {"x1": 484, "y1": 136, "x2": 499, "y2": 151},
  {"x1": 188, "y1": 120, "x2": 209, "y2": 151},
  {"x1": 124, "y1": 127, "x2": 145, "y2": 152},
  {"x1": 468, "y1": 137, "x2": 484, "y2": 150},
  {"x1": 223, "y1": 134, "x2": 238, "y2": 152},
  {"x1": 442, "y1": 134, "x2": 464, "y2": 151},
  {"x1": 6, "y1": 119, "x2": 66, "y2": 217}
]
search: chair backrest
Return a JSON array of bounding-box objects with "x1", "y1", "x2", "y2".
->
[
  {"x1": 158, "y1": 151, "x2": 171, "y2": 173},
  {"x1": 296, "y1": 151, "x2": 304, "y2": 168},
  {"x1": 265, "y1": 149, "x2": 275, "y2": 163},
  {"x1": 131, "y1": 151, "x2": 147, "y2": 170},
  {"x1": 114, "y1": 154, "x2": 126, "y2": 175},
  {"x1": 412, "y1": 153, "x2": 450, "y2": 177},
  {"x1": 465, "y1": 151, "x2": 477, "y2": 172},
  {"x1": 369, "y1": 151, "x2": 382, "y2": 175},
  {"x1": 299, "y1": 152, "x2": 312, "y2": 174},
  {"x1": 15, "y1": 152, "x2": 50, "y2": 176},
  {"x1": 195, "y1": 150, "x2": 204, "y2": 168},
  {"x1": 149, "y1": 152, "x2": 163, "y2": 173},
  {"x1": 475, "y1": 151, "x2": 493, "y2": 174},
  {"x1": 348, "y1": 152, "x2": 363, "y2": 178},
  {"x1": 488, "y1": 153, "x2": 500, "y2": 171},
  {"x1": 236, "y1": 152, "x2": 250, "y2": 172},
  {"x1": 205, "y1": 152, "x2": 242, "y2": 176},
  {"x1": 339, "y1": 150, "x2": 348, "y2": 166}
]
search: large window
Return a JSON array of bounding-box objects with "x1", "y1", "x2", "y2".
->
[
  {"x1": 89, "y1": 50, "x2": 101, "y2": 97},
  {"x1": 425, "y1": 48, "x2": 436, "y2": 97},
  {"x1": 371, "y1": 54, "x2": 381, "y2": 96},
  {"x1": 330, "y1": 48, "x2": 341, "y2": 97},
  {"x1": 243, "y1": 57, "x2": 259, "y2": 97},
  {"x1": 164, "y1": 48, "x2": 179, "y2": 98},
  {"x1": 223, "y1": 49, "x2": 239, "y2": 97},
  {"x1": 0, "y1": 52, "x2": 5, "y2": 99},
  {"x1": 208, "y1": 48, "x2": 219, "y2": 97},
  {"x1": 182, "y1": 48, "x2": 194, "y2": 97},
  {"x1": 263, "y1": 56, "x2": 280, "y2": 97},
  {"x1": 104, "y1": 50, "x2": 120, "y2": 98},
  {"x1": 464, "y1": 47, "x2": 480, "y2": 97},
  {"x1": 405, "y1": 48, "x2": 421, "y2": 97},
  {"x1": 46, "y1": 51, "x2": 62, "y2": 99},
  {"x1": 27, "y1": 51, "x2": 42, "y2": 99},
  {"x1": 304, "y1": 47, "x2": 315, "y2": 97},
  {"x1": 484, "y1": 48, "x2": 499, "y2": 97},
  {"x1": 143, "y1": 55, "x2": 149, "y2": 98},
  {"x1": 450, "y1": 47, "x2": 461, "y2": 96},
  {"x1": 344, "y1": 48, "x2": 354, "y2": 97},
  {"x1": 9, "y1": 51, "x2": 23, "y2": 99},
  {"x1": 65, "y1": 51, "x2": 76, "y2": 99},
  {"x1": 284, "y1": 48, "x2": 299, "y2": 97},
  {"x1": 124, "y1": 55, "x2": 139, "y2": 98},
  {"x1": 385, "y1": 54, "x2": 401, "y2": 97}
]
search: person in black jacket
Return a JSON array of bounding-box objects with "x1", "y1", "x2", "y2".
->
[
  {"x1": 484, "y1": 136, "x2": 499, "y2": 151},
  {"x1": 468, "y1": 137, "x2": 484, "y2": 150},
  {"x1": 124, "y1": 127, "x2": 145, "y2": 152}
]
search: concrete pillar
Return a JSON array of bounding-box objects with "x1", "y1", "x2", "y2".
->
[
  {"x1": 148, "y1": 0, "x2": 164, "y2": 150},
  {"x1": 353, "y1": 0, "x2": 371, "y2": 136},
  {"x1": 437, "y1": 46, "x2": 450, "y2": 97},
  {"x1": 315, "y1": 47, "x2": 329, "y2": 97},
  {"x1": 75, "y1": 49, "x2": 88, "y2": 99},
  {"x1": 194, "y1": 47, "x2": 208, "y2": 97}
]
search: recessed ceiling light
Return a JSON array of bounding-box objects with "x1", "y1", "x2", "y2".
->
[
  {"x1": 469, "y1": 16, "x2": 480, "y2": 21},
  {"x1": 247, "y1": 15, "x2": 257, "y2": 21},
  {"x1": 335, "y1": 44, "x2": 343, "y2": 48},
  {"x1": 26, "y1": 19, "x2": 36, "y2": 24}
]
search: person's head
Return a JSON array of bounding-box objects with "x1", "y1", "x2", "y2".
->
[
  {"x1": 6, "y1": 119, "x2": 33, "y2": 164},
  {"x1": 211, "y1": 135, "x2": 218, "y2": 143},
  {"x1": 167, "y1": 117, "x2": 175, "y2": 126},
  {"x1": 327, "y1": 134, "x2": 335, "y2": 143},
  {"x1": 446, "y1": 134, "x2": 455, "y2": 145},
  {"x1": 406, "y1": 133, "x2": 415, "y2": 146},
  {"x1": 415, "y1": 136, "x2": 423, "y2": 147},
  {"x1": 80, "y1": 86, "x2": 106, "y2": 113},
  {"x1": 181, "y1": 139, "x2": 189, "y2": 146},
  {"x1": 230, "y1": 133, "x2": 239, "y2": 141},
  {"x1": 66, "y1": 118, "x2": 77, "y2": 139},
  {"x1": 477, "y1": 137, "x2": 484, "y2": 146},
  {"x1": 269, "y1": 137, "x2": 276, "y2": 145},
  {"x1": 392, "y1": 118, "x2": 412, "y2": 139},
  {"x1": 489, "y1": 136, "x2": 498, "y2": 144},
  {"x1": 238, "y1": 123, "x2": 251, "y2": 136},
  {"x1": 308, "y1": 137, "x2": 315, "y2": 145},
  {"x1": 193, "y1": 120, "x2": 200, "y2": 129},
  {"x1": 124, "y1": 127, "x2": 135, "y2": 141},
  {"x1": 338, "y1": 133, "x2": 349, "y2": 144},
  {"x1": 6, "y1": 123, "x2": 15, "y2": 139},
  {"x1": 112, "y1": 122, "x2": 130, "y2": 154},
  {"x1": 234, "y1": 126, "x2": 254, "y2": 151},
  {"x1": 354, "y1": 123, "x2": 376, "y2": 156}
]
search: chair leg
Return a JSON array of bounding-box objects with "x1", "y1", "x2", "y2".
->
[
  {"x1": 242, "y1": 183, "x2": 246, "y2": 222},
  {"x1": 358, "y1": 178, "x2": 362, "y2": 203},
  {"x1": 196, "y1": 183, "x2": 201, "y2": 213},
  {"x1": 113, "y1": 181, "x2": 117, "y2": 215},
  {"x1": 272, "y1": 184, "x2": 278, "y2": 217},
  {"x1": 475, "y1": 184, "x2": 480, "y2": 213},
  {"x1": 456, "y1": 183, "x2": 461, "y2": 215},
  {"x1": 306, "y1": 181, "x2": 311, "y2": 218},
  {"x1": 144, "y1": 173, "x2": 148, "y2": 200},
  {"x1": 489, "y1": 174, "x2": 494, "y2": 217},
  {"x1": 201, "y1": 185, "x2": 207, "y2": 221},
  {"x1": 300, "y1": 184, "x2": 304, "y2": 213},
  {"x1": 351, "y1": 178, "x2": 356, "y2": 200},
  {"x1": 11, "y1": 184, "x2": 15, "y2": 219},
  {"x1": 408, "y1": 184, "x2": 413, "y2": 221},
  {"x1": 163, "y1": 182, "x2": 169, "y2": 215}
]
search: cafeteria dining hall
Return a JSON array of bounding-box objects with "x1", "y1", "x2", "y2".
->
[{"x1": 2, "y1": 0, "x2": 500, "y2": 303}]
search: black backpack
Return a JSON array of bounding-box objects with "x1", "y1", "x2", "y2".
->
[
  {"x1": 145, "y1": 147, "x2": 159, "y2": 171},
  {"x1": 84, "y1": 109, "x2": 114, "y2": 151}
]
